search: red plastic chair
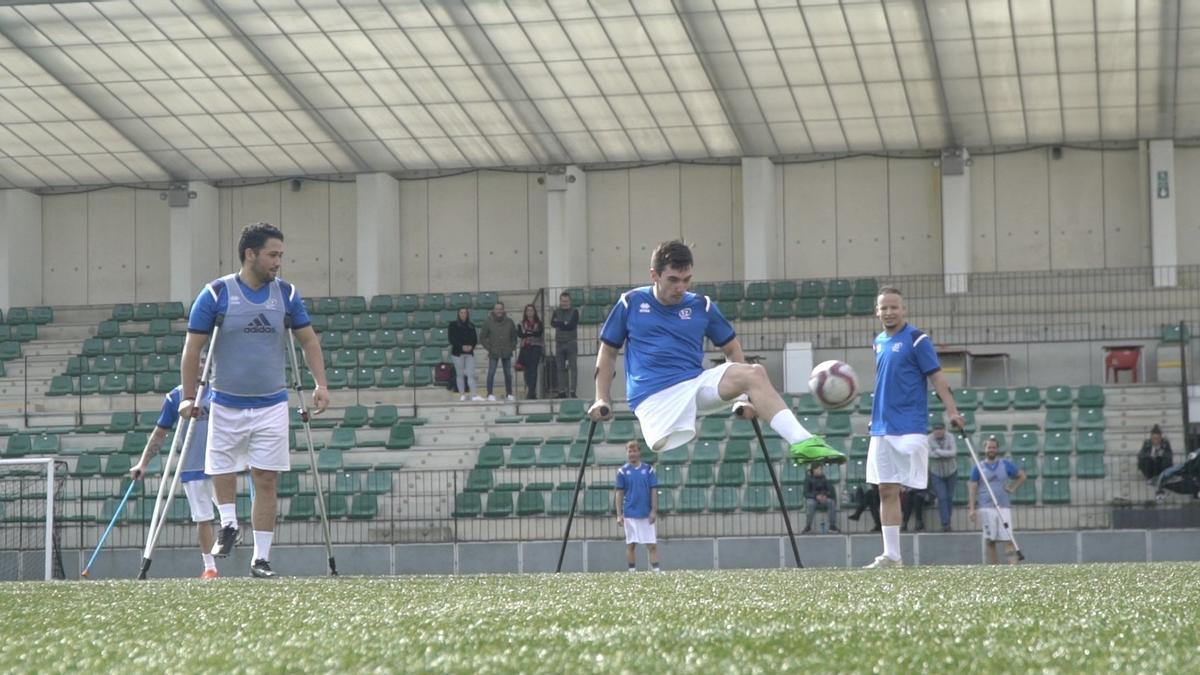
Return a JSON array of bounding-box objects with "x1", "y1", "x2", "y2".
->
[{"x1": 1105, "y1": 349, "x2": 1140, "y2": 383}]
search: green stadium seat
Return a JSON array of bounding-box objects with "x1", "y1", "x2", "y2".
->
[
  {"x1": 789, "y1": 393, "x2": 821, "y2": 416},
  {"x1": 716, "y1": 282, "x2": 744, "y2": 302},
  {"x1": 1075, "y1": 454, "x2": 1105, "y2": 478},
  {"x1": 452, "y1": 492, "x2": 482, "y2": 518},
  {"x1": 567, "y1": 441, "x2": 596, "y2": 466},
  {"x1": 954, "y1": 388, "x2": 979, "y2": 411},
  {"x1": 653, "y1": 488, "x2": 674, "y2": 514},
  {"x1": 349, "y1": 494, "x2": 379, "y2": 520},
  {"x1": 406, "y1": 365, "x2": 433, "y2": 387},
  {"x1": 1076, "y1": 431, "x2": 1105, "y2": 454},
  {"x1": 147, "y1": 318, "x2": 172, "y2": 337},
  {"x1": 1041, "y1": 479, "x2": 1070, "y2": 504},
  {"x1": 849, "y1": 436, "x2": 870, "y2": 458},
  {"x1": 96, "y1": 320, "x2": 120, "y2": 339},
  {"x1": 134, "y1": 303, "x2": 158, "y2": 321},
  {"x1": 1042, "y1": 455, "x2": 1071, "y2": 478},
  {"x1": 826, "y1": 279, "x2": 852, "y2": 297},
  {"x1": 710, "y1": 486, "x2": 739, "y2": 512},
  {"x1": 465, "y1": 468, "x2": 493, "y2": 493},
  {"x1": 160, "y1": 302, "x2": 185, "y2": 320},
  {"x1": 678, "y1": 487, "x2": 707, "y2": 513},
  {"x1": 748, "y1": 462, "x2": 775, "y2": 486},
  {"x1": 606, "y1": 420, "x2": 636, "y2": 443},
  {"x1": 726, "y1": 420, "x2": 755, "y2": 441},
  {"x1": 331, "y1": 349, "x2": 357, "y2": 368},
  {"x1": 723, "y1": 439, "x2": 752, "y2": 463},
  {"x1": 849, "y1": 296, "x2": 874, "y2": 316},
  {"x1": 129, "y1": 372, "x2": 155, "y2": 394},
  {"x1": 386, "y1": 294, "x2": 414, "y2": 313},
  {"x1": 159, "y1": 334, "x2": 184, "y2": 355},
  {"x1": 766, "y1": 299, "x2": 793, "y2": 319},
  {"x1": 341, "y1": 296, "x2": 366, "y2": 314},
  {"x1": 1076, "y1": 385, "x2": 1105, "y2": 408},
  {"x1": 156, "y1": 372, "x2": 180, "y2": 393},
  {"x1": 823, "y1": 412, "x2": 852, "y2": 437},
  {"x1": 368, "y1": 295, "x2": 394, "y2": 314},
  {"x1": 346, "y1": 330, "x2": 372, "y2": 349},
  {"x1": 76, "y1": 374, "x2": 100, "y2": 395},
  {"x1": 31, "y1": 306, "x2": 53, "y2": 324},
  {"x1": 508, "y1": 445, "x2": 536, "y2": 468},
  {"x1": 822, "y1": 297, "x2": 848, "y2": 317},
  {"x1": 1011, "y1": 454, "x2": 1038, "y2": 478},
  {"x1": 111, "y1": 304, "x2": 134, "y2": 322},
  {"x1": 691, "y1": 440, "x2": 722, "y2": 464},
  {"x1": 1003, "y1": 480, "x2": 1034, "y2": 505},
  {"x1": 470, "y1": 291, "x2": 497, "y2": 309},
  {"x1": 325, "y1": 368, "x2": 349, "y2": 389},
  {"x1": 846, "y1": 459, "x2": 867, "y2": 483},
  {"x1": 328, "y1": 428, "x2": 357, "y2": 451},
  {"x1": 286, "y1": 495, "x2": 317, "y2": 520},
  {"x1": 1012, "y1": 387, "x2": 1041, "y2": 410},
  {"x1": 1160, "y1": 324, "x2": 1190, "y2": 343},
  {"x1": 29, "y1": 434, "x2": 58, "y2": 455},
  {"x1": 102, "y1": 453, "x2": 131, "y2": 477},
  {"x1": 782, "y1": 485, "x2": 805, "y2": 510},
  {"x1": 381, "y1": 312, "x2": 407, "y2": 331},
  {"x1": 373, "y1": 330, "x2": 398, "y2": 350},
  {"x1": 981, "y1": 388, "x2": 1010, "y2": 410},
  {"x1": 65, "y1": 356, "x2": 88, "y2": 376},
  {"x1": 1044, "y1": 431, "x2": 1072, "y2": 454},
  {"x1": 99, "y1": 374, "x2": 126, "y2": 395},
  {"x1": 317, "y1": 449, "x2": 344, "y2": 472},
  {"x1": 410, "y1": 310, "x2": 436, "y2": 330},
  {"x1": 2, "y1": 433, "x2": 32, "y2": 457},
  {"x1": 798, "y1": 279, "x2": 824, "y2": 298},
  {"x1": 516, "y1": 490, "x2": 546, "y2": 516},
  {"x1": 582, "y1": 287, "x2": 611, "y2": 307},
  {"x1": 320, "y1": 332, "x2": 344, "y2": 351},
  {"x1": 143, "y1": 354, "x2": 169, "y2": 373},
  {"x1": 1045, "y1": 409, "x2": 1073, "y2": 432},
  {"x1": 579, "y1": 305, "x2": 607, "y2": 325},
  {"x1": 794, "y1": 297, "x2": 820, "y2": 318},
  {"x1": 360, "y1": 472, "x2": 392, "y2": 496},
  {"x1": 476, "y1": 445, "x2": 505, "y2": 469},
  {"x1": 1077, "y1": 409, "x2": 1105, "y2": 430},
  {"x1": 781, "y1": 461, "x2": 806, "y2": 485},
  {"x1": 415, "y1": 346, "x2": 442, "y2": 367},
  {"x1": 926, "y1": 389, "x2": 945, "y2": 412},
  {"x1": 698, "y1": 417, "x2": 726, "y2": 441},
  {"x1": 106, "y1": 412, "x2": 136, "y2": 434},
  {"x1": 1010, "y1": 432, "x2": 1040, "y2": 456},
  {"x1": 365, "y1": 405, "x2": 397, "y2": 429},
  {"x1": 338, "y1": 405, "x2": 368, "y2": 429},
  {"x1": 537, "y1": 444, "x2": 566, "y2": 467},
  {"x1": 275, "y1": 472, "x2": 301, "y2": 498},
  {"x1": 715, "y1": 463, "x2": 745, "y2": 487},
  {"x1": 853, "y1": 278, "x2": 879, "y2": 297},
  {"x1": 1044, "y1": 385, "x2": 1073, "y2": 408},
  {"x1": 81, "y1": 337, "x2": 104, "y2": 357},
  {"x1": 332, "y1": 472, "x2": 362, "y2": 495},
  {"x1": 484, "y1": 492, "x2": 513, "y2": 518},
  {"x1": 545, "y1": 491, "x2": 573, "y2": 516},
  {"x1": 741, "y1": 485, "x2": 774, "y2": 512},
  {"x1": 48, "y1": 376, "x2": 74, "y2": 397},
  {"x1": 350, "y1": 367, "x2": 376, "y2": 388},
  {"x1": 308, "y1": 315, "x2": 328, "y2": 333},
  {"x1": 856, "y1": 392, "x2": 875, "y2": 414},
  {"x1": 769, "y1": 280, "x2": 796, "y2": 300},
  {"x1": 656, "y1": 465, "x2": 682, "y2": 488},
  {"x1": 658, "y1": 446, "x2": 689, "y2": 465},
  {"x1": 745, "y1": 281, "x2": 771, "y2": 301},
  {"x1": 92, "y1": 355, "x2": 117, "y2": 375},
  {"x1": 385, "y1": 423, "x2": 415, "y2": 450},
  {"x1": 556, "y1": 399, "x2": 585, "y2": 423},
  {"x1": 106, "y1": 337, "x2": 131, "y2": 355},
  {"x1": 378, "y1": 367, "x2": 405, "y2": 388},
  {"x1": 581, "y1": 489, "x2": 610, "y2": 515},
  {"x1": 361, "y1": 348, "x2": 387, "y2": 368}
]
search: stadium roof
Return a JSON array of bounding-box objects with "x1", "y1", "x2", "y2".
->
[{"x1": 0, "y1": 0, "x2": 1193, "y2": 189}]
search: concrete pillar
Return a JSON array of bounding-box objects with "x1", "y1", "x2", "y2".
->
[
  {"x1": 1149, "y1": 139, "x2": 1177, "y2": 287},
  {"x1": 0, "y1": 189, "x2": 43, "y2": 309},
  {"x1": 545, "y1": 166, "x2": 588, "y2": 290},
  {"x1": 941, "y1": 148, "x2": 971, "y2": 294},
  {"x1": 741, "y1": 157, "x2": 779, "y2": 280},
  {"x1": 169, "y1": 182, "x2": 220, "y2": 303},
  {"x1": 356, "y1": 173, "x2": 401, "y2": 297}
]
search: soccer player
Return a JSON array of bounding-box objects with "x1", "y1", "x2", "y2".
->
[
  {"x1": 968, "y1": 436, "x2": 1026, "y2": 565},
  {"x1": 615, "y1": 440, "x2": 660, "y2": 572},
  {"x1": 180, "y1": 222, "x2": 329, "y2": 578},
  {"x1": 864, "y1": 286, "x2": 964, "y2": 569},
  {"x1": 130, "y1": 382, "x2": 218, "y2": 579},
  {"x1": 590, "y1": 240, "x2": 843, "y2": 467}
]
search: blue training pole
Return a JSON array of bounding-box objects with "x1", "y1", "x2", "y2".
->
[{"x1": 81, "y1": 478, "x2": 138, "y2": 577}]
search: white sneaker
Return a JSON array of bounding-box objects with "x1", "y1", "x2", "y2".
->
[
  {"x1": 627, "y1": 567, "x2": 636, "y2": 573},
  {"x1": 486, "y1": 395, "x2": 496, "y2": 402},
  {"x1": 471, "y1": 396, "x2": 483, "y2": 401},
  {"x1": 863, "y1": 554, "x2": 903, "y2": 569},
  {"x1": 459, "y1": 395, "x2": 467, "y2": 402},
  {"x1": 505, "y1": 394, "x2": 515, "y2": 401},
  {"x1": 652, "y1": 566, "x2": 663, "y2": 573}
]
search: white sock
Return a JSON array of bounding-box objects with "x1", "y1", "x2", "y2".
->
[
  {"x1": 770, "y1": 409, "x2": 814, "y2": 445},
  {"x1": 882, "y1": 525, "x2": 901, "y2": 561},
  {"x1": 217, "y1": 504, "x2": 238, "y2": 528},
  {"x1": 253, "y1": 530, "x2": 273, "y2": 562},
  {"x1": 201, "y1": 553, "x2": 216, "y2": 571}
]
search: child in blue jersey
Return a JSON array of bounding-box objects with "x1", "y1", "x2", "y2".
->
[
  {"x1": 864, "y1": 286, "x2": 965, "y2": 569},
  {"x1": 591, "y1": 240, "x2": 844, "y2": 466},
  {"x1": 180, "y1": 222, "x2": 330, "y2": 579},
  {"x1": 968, "y1": 436, "x2": 1026, "y2": 565},
  {"x1": 130, "y1": 383, "x2": 220, "y2": 579},
  {"x1": 615, "y1": 440, "x2": 661, "y2": 572}
]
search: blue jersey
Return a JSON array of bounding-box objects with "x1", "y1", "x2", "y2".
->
[
  {"x1": 615, "y1": 462, "x2": 658, "y2": 518},
  {"x1": 970, "y1": 458, "x2": 1020, "y2": 509},
  {"x1": 870, "y1": 323, "x2": 941, "y2": 436},
  {"x1": 599, "y1": 287, "x2": 736, "y2": 411},
  {"x1": 157, "y1": 386, "x2": 210, "y2": 483},
  {"x1": 187, "y1": 274, "x2": 309, "y2": 408}
]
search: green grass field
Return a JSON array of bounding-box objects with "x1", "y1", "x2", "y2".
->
[{"x1": 1, "y1": 563, "x2": 1197, "y2": 673}]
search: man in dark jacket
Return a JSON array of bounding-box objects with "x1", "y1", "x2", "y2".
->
[
  {"x1": 1138, "y1": 424, "x2": 1173, "y2": 483},
  {"x1": 803, "y1": 464, "x2": 839, "y2": 533},
  {"x1": 478, "y1": 302, "x2": 518, "y2": 401},
  {"x1": 551, "y1": 291, "x2": 579, "y2": 398}
]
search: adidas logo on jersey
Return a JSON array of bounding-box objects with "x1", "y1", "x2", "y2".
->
[{"x1": 244, "y1": 314, "x2": 276, "y2": 334}]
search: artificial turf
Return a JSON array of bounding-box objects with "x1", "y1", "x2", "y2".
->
[{"x1": 0, "y1": 563, "x2": 1197, "y2": 673}]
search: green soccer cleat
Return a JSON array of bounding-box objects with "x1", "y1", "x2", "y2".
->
[{"x1": 789, "y1": 436, "x2": 848, "y2": 464}]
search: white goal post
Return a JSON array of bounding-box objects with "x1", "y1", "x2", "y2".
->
[{"x1": 0, "y1": 458, "x2": 57, "y2": 581}]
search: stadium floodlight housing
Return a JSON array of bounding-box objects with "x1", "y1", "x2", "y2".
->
[{"x1": 0, "y1": 458, "x2": 60, "y2": 581}]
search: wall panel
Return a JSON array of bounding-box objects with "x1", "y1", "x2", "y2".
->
[
  {"x1": 628, "y1": 165, "x2": 682, "y2": 283},
  {"x1": 1048, "y1": 150, "x2": 1104, "y2": 270},
  {"x1": 427, "y1": 173, "x2": 479, "y2": 293},
  {"x1": 887, "y1": 160, "x2": 942, "y2": 275},
  {"x1": 41, "y1": 193, "x2": 88, "y2": 306},
  {"x1": 782, "y1": 161, "x2": 838, "y2": 279},
  {"x1": 527, "y1": 176, "x2": 548, "y2": 291},
  {"x1": 398, "y1": 180, "x2": 430, "y2": 293},
  {"x1": 969, "y1": 155, "x2": 998, "y2": 273},
  {"x1": 328, "y1": 181, "x2": 358, "y2": 296},
  {"x1": 134, "y1": 188, "x2": 170, "y2": 301},
  {"x1": 586, "y1": 170, "x2": 630, "y2": 286},
  {"x1": 835, "y1": 158, "x2": 890, "y2": 277},
  {"x1": 280, "y1": 182, "x2": 331, "y2": 296},
  {"x1": 1175, "y1": 147, "x2": 1200, "y2": 265},
  {"x1": 995, "y1": 151, "x2": 1050, "y2": 271},
  {"x1": 477, "y1": 171, "x2": 530, "y2": 291},
  {"x1": 86, "y1": 189, "x2": 136, "y2": 304},
  {"x1": 1101, "y1": 150, "x2": 1147, "y2": 268},
  {"x1": 681, "y1": 164, "x2": 735, "y2": 283}
]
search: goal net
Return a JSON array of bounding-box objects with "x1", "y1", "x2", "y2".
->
[{"x1": 0, "y1": 458, "x2": 65, "y2": 581}]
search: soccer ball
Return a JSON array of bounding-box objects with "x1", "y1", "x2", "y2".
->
[{"x1": 809, "y1": 360, "x2": 859, "y2": 410}]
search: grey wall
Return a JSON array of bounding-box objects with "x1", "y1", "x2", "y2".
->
[{"x1": 19, "y1": 529, "x2": 1193, "y2": 580}]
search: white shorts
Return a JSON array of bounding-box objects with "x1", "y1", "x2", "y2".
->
[
  {"x1": 979, "y1": 507, "x2": 1014, "y2": 541},
  {"x1": 181, "y1": 478, "x2": 217, "y2": 523},
  {"x1": 866, "y1": 434, "x2": 930, "y2": 489},
  {"x1": 623, "y1": 517, "x2": 657, "y2": 545},
  {"x1": 635, "y1": 363, "x2": 737, "y2": 451},
  {"x1": 205, "y1": 401, "x2": 290, "y2": 474}
]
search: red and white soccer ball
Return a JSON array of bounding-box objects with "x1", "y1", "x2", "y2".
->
[{"x1": 809, "y1": 360, "x2": 859, "y2": 410}]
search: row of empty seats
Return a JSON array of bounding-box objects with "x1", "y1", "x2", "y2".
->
[{"x1": 0, "y1": 306, "x2": 54, "y2": 325}]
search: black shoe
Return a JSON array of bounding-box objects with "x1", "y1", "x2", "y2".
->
[
  {"x1": 943, "y1": 525, "x2": 952, "y2": 532},
  {"x1": 828, "y1": 526, "x2": 840, "y2": 533},
  {"x1": 847, "y1": 512, "x2": 862, "y2": 522},
  {"x1": 211, "y1": 524, "x2": 239, "y2": 558},
  {"x1": 250, "y1": 558, "x2": 277, "y2": 578},
  {"x1": 801, "y1": 526, "x2": 812, "y2": 534}
]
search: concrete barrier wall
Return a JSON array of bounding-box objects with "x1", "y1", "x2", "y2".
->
[{"x1": 10, "y1": 529, "x2": 1193, "y2": 581}]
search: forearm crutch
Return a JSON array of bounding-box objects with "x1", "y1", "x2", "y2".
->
[
  {"x1": 739, "y1": 404, "x2": 804, "y2": 569},
  {"x1": 81, "y1": 477, "x2": 138, "y2": 578},
  {"x1": 556, "y1": 408, "x2": 606, "y2": 573},
  {"x1": 285, "y1": 318, "x2": 338, "y2": 576}
]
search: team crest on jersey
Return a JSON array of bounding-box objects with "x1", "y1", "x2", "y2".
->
[
  {"x1": 892, "y1": 343, "x2": 902, "y2": 352},
  {"x1": 266, "y1": 298, "x2": 279, "y2": 310},
  {"x1": 678, "y1": 307, "x2": 692, "y2": 320},
  {"x1": 639, "y1": 302, "x2": 651, "y2": 313}
]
